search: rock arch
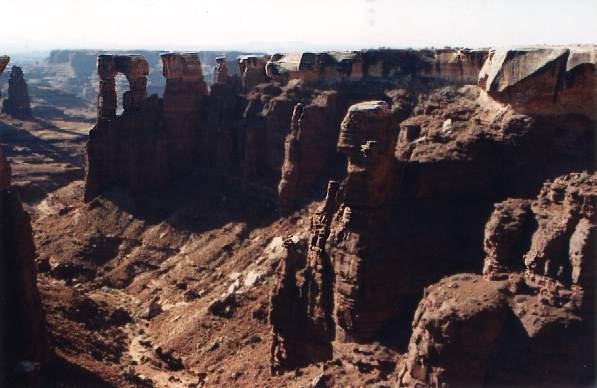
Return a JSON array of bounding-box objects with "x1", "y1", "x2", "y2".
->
[{"x1": 97, "y1": 54, "x2": 149, "y2": 119}]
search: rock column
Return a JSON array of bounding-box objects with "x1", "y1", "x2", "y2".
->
[
  {"x1": 0, "y1": 55, "x2": 9, "y2": 101},
  {"x1": 1, "y1": 66, "x2": 32, "y2": 118},
  {"x1": 214, "y1": 56, "x2": 229, "y2": 85},
  {"x1": 161, "y1": 52, "x2": 207, "y2": 170},
  {"x1": 97, "y1": 54, "x2": 149, "y2": 119}
]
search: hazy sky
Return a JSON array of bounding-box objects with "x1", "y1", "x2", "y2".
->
[{"x1": 1, "y1": 0, "x2": 596, "y2": 53}]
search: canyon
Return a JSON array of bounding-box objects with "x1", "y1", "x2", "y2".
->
[{"x1": 0, "y1": 45, "x2": 595, "y2": 387}]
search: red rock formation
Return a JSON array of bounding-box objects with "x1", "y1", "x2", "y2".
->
[
  {"x1": 85, "y1": 52, "x2": 207, "y2": 200},
  {"x1": 213, "y1": 56, "x2": 229, "y2": 85},
  {"x1": 238, "y1": 55, "x2": 270, "y2": 90},
  {"x1": 400, "y1": 173, "x2": 596, "y2": 387},
  {"x1": 1, "y1": 66, "x2": 32, "y2": 118},
  {"x1": 0, "y1": 55, "x2": 9, "y2": 101},
  {"x1": 277, "y1": 93, "x2": 342, "y2": 214},
  {"x1": 161, "y1": 52, "x2": 208, "y2": 170},
  {"x1": 479, "y1": 46, "x2": 597, "y2": 119},
  {"x1": 0, "y1": 148, "x2": 48, "y2": 386},
  {"x1": 329, "y1": 101, "x2": 404, "y2": 341},
  {"x1": 96, "y1": 54, "x2": 149, "y2": 119},
  {"x1": 85, "y1": 49, "x2": 491, "y2": 203},
  {"x1": 265, "y1": 49, "x2": 488, "y2": 85},
  {"x1": 270, "y1": 73, "x2": 595, "y2": 372},
  {"x1": 270, "y1": 183, "x2": 338, "y2": 372},
  {"x1": 0, "y1": 55, "x2": 8, "y2": 74}
]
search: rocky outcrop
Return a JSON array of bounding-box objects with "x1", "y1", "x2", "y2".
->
[
  {"x1": 43, "y1": 49, "x2": 262, "y2": 103},
  {"x1": 96, "y1": 54, "x2": 149, "y2": 119},
  {"x1": 0, "y1": 148, "x2": 48, "y2": 386},
  {"x1": 270, "y1": 75, "x2": 595, "y2": 372},
  {"x1": 328, "y1": 101, "x2": 405, "y2": 341},
  {"x1": 0, "y1": 55, "x2": 9, "y2": 74},
  {"x1": 266, "y1": 49, "x2": 487, "y2": 85},
  {"x1": 84, "y1": 52, "x2": 207, "y2": 200},
  {"x1": 270, "y1": 235, "x2": 334, "y2": 372},
  {"x1": 85, "y1": 46, "x2": 595, "y2": 216},
  {"x1": 277, "y1": 93, "x2": 342, "y2": 214},
  {"x1": 238, "y1": 55, "x2": 270, "y2": 90},
  {"x1": 1, "y1": 66, "x2": 32, "y2": 118},
  {"x1": 213, "y1": 56, "x2": 229, "y2": 85},
  {"x1": 0, "y1": 55, "x2": 9, "y2": 101},
  {"x1": 479, "y1": 46, "x2": 597, "y2": 119},
  {"x1": 400, "y1": 173, "x2": 596, "y2": 387},
  {"x1": 86, "y1": 48, "x2": 490, "y2": 202}
]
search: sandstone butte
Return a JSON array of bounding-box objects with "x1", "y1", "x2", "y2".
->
[
  {"x1": 0, "y1": 45, "x2": 595, "y2": 387},
  {"x1": 1, "y1": 65, "x2": 33, "y2": 118}
]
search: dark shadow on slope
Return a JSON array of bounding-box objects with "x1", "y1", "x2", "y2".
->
[
  {"x1": 38, "y1": 354, "x2": 118, "y2": 388},
  {"x1": 0, "y1": 120, "x2": 86, "y2": 202}
]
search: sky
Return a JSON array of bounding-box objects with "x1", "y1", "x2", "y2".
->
[{"x1": 1, "y1": 0, "x2": 596, "y2": 54}]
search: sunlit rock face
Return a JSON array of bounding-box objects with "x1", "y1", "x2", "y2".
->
[
  {"x1": 265, "y1": 49, "x2": 488, "y2": 85},
  {"x1": 479, "y1": 45, "x2": 597, "y2": 119}
]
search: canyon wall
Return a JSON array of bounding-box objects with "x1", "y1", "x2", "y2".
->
[
  {"x1": 44, "y1": 49, "x2": 264, "y2": 103},
  {"x1": 84, "y1": 48, "x2": 490, "y2": 202},
  {"x1": 0, "y1": 57, "x2": 47, "y2": 383},
  {"x1": 400, "y1": 172, "x2": 596, "y2": 386},
  {"x1": 269, "y1": 46, "x2": 596, "y2": 385},
  {"x1": 81, "y1": 46, "x2": 595, "y2": 384},
  {"x1": 84, "y1": 52, "x2": 208, "y2": 200}
]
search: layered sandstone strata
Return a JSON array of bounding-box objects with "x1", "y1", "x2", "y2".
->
[
  {"x1": 479, "y1": 45, "x2": 597, "y2": 118},
  {"x1": 1, "y1": 66, "x2": 32, "y2": 118},
  {"x1": 87, "y1": 48, "x2": 490, "y2": 202},
  {"x1": 265, "y1": 49, "x2": 488, "y2": 85},
  {"x1": 161, "y1": 52, "x2": 208, "y2": 171},
  {"x1": 85, "y1": 52, "x2": 207, "y2": 200},
  {"x1": 270, "y1": 76, "x2": 595, "y2": 372},
  {"x1": 277, "y1": 93, "x2": 342, "y2": 214},
  {"x1": 400, "y1": 173, "x2": 596, "y2": 386},
  {"x1": 0, "y1": 148, "x2": 48, "y2": 386},
  {"x1": 85, "y1": 46, "x2": 595, "y2": 212}
]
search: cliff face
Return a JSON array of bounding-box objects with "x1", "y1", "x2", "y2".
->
[
  {"x1": 0, "y1": 147, "x2": 48, "y2": 386},
  {"x1": 400, "y1": 173, "x2": 596, "y2": 387},
  {"x1": 78, "y1": 46, "x2": 596, "y2": 385},
  {"x1": 479, "y1": 46, "x2": 596, "y2": 119},
  {"x1": 84, "y1": 53, "x2": 207, "y2": 200},
  {"x1": 268, "y1": 46, "x2": 596, "y2": 383},
  {"x1": 85, "y1": 48, "x2": 492, "y2": 204},
  {"x1": 1, "y1": 66, "x2": 32, "y2": 118},
  {"x1": 44, "y1": 49, "x2": 264, "y2": 104},
  {"x1": 266, "y1": 49, "x2": 487, "y2": 85},
  {"x1": 1, "y1": 59, "x2": 47, "y2": 378}
]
